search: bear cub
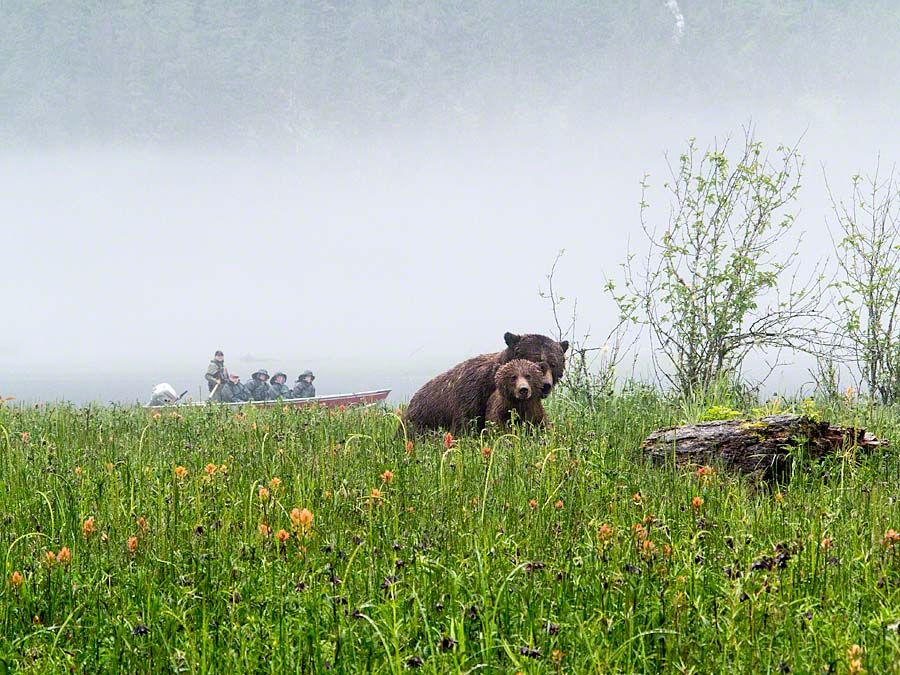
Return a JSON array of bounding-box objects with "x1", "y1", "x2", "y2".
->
[{"x1": 485, "y1": 359, "x2": 547, "y2": 430}]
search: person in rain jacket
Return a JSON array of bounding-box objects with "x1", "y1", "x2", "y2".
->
[
  {"x1": 205, "y1": 350, "x2": 228, "y2": 401},
  {"x1": 292, "y1": 370, "x2": 316, "y2": 398},
  {"x1": 225, "y1": 374, "x2": 252, "y2": 403},
  {"x1": 270, "y1": 372, "x2": 291, "y2": 398},
  {"x1": 246, "y1": 369, "x2": 274, "y2": 401}
]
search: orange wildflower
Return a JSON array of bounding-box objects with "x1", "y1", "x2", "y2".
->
[
  {"x1": 528, "y1": 499, "x2": 538, "y2": 510},
  {"x1": 137, "y1": 516, "x2": 148, "y2": 533},
  {"x1": 482, "y1": 447, "x2": 492, "y2": 458},
  {"x1": 74, "y1": 466, "x2": 83, "y2": 477},
  {"x1": 598, "y1": 523, "x2": 614, "y2": 542},
  {"x1": 258, "y1": 523, "x2": 271, "y2": 538},
  {"x1": 152, "y1": 412, "x2": 162, "y2": 420},
  {"x1": 691, "y1": 496, "x2": 704, "y2": 511},
  {"x1": 44, "y1": 551, "x2": 57, "y2": 567},
  {"x1": 632, "y1": 523, "x2": 647, "y2": 540},
  {"x1": 204, "y1": 463, "x2": 217, "y2": 475},
  {"x1": 883, "y1": 529, "x2": 900, "y2": 547},
  {"x1": 370, "y1": 488, "x2": 383, "y2": 500},
  {"x1": 551, "y1": 649, "x2": 564, "y2": 663},
  {"x1": 554, "y1": 499, "x2": 564, "y2": 510},
  {"x1": 291, "y1": 508, "x2": 313, "y2": 531},
  {"x1": 380, "y1": 470, "x2": 394, "y2": 484},
  {"x1": 82, "y1": 516, "x2": 96, "y2": 539},
  {"x1": 821, "y1": 537, "x2": 833, "y2": 550},
  {"x1": 405, "y1": 440, "x2": 414, "y2": 455},
  {"x1": 127, "y1": 536, "x2": 138, "y2": 554},
  {"x1": 269, "y1": 477, "x2": 281, "y2": 490},
  {"x1": 695, "y1": 465, "x2": 714, "y2": 479},
  {"x1": 443, "y1": 432, "x2": 454, "y2": 450},
  {"x1": 258, "y1": 486, "x2": 270, "y2": 502},
  {"x1": 632, "y1": 492, "x2": 642, "y2": 505},
  {"x1": 10, "y1": 571, "x2": 23, "y2": 588},
  {"x1": 56, "y1": 547, "x2": 71, "y2": 565},
  {"x1": 275, "y1": 529, "x2": 290, "y2": 544},
  {"x1": 20, "y1": 431, "x2": 30, "y2": 443},
  {"x1": 174, "y1": 466, "x2": 188, "y2": 481}
]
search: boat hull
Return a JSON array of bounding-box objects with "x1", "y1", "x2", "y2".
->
[{"x1": 147, "y1": 389, "x2": 391, "y2": 410}]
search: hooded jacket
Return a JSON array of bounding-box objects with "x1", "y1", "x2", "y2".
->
[
  {"x1": 270, "y1": 372, "x2": 292, "y2": 399},
  {"x1": 246, "y1": 369, "x2": 274, "y2": 401},
  {"x1": 292, "y1": 371, "x2": 316, "y2": 398}
]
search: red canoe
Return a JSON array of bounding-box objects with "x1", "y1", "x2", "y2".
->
[{"x1": 148, "y1": 389, "x2": 391, "y2": 410}]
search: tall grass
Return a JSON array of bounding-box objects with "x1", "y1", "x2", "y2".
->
[{"x1": 0, "y1": 393, "x2": 898, "y2": 673}]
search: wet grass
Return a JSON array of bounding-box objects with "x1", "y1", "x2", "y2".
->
[{"x1": 0, "y1": 392, "x2": 899, "y2": 673}]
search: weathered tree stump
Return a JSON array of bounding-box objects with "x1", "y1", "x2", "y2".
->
[{"x1": 641, "y1": 414, "x2": 886, "y2": 480}]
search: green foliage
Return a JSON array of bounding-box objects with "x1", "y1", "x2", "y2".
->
[
  {"x1": 698, "y1": 405, "x2": 743, "y2": 422},
  {"x1": 829, "y1": 168, "x2": 900, "y2": 402},
  {"x1": 0, "y1": 398, "x2": 899, "y2": 672},
  {"x1": 611, "y1": 131, "x2": 822, "y2": 396}
]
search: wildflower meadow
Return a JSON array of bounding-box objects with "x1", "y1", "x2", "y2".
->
[{"x1": 1, "y1": 393, "x2": 900, "y2": 673}]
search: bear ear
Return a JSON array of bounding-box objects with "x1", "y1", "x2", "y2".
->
[
  {"x1": 560, "y1": 340, "x2": 569, "y2": 353},
  {"x1": 504, "y1": 332, "x2": 521, "y2": 348}
]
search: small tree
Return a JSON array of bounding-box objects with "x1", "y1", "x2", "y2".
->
[
  {"x1": 609, "y1": 130, "x2": 824, "y2": 396},
  {"x1": 828, "y1": 165, "x2": 900, "y2": 402}
]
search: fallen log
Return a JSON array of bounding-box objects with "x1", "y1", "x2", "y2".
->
[{"x1": 641, "y1": 414, "x2": 886, "y2": 480}]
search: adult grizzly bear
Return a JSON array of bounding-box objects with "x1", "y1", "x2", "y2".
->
[
  {"x1": 485, "y1": 359, "x2": 547, "y2": 430},
  {"x1": 404, "y1": 332, "x2": 568, "y2": 434}
]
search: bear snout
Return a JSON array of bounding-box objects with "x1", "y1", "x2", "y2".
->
[{"x1": 517, "y1": 385, "x2": 531, "y2": 399}]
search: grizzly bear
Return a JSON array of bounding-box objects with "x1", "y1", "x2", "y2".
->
[
  {"x1": 485, "y1": 359, "x2": 547, "y2": 429},
  {"x1": 403, "y1": 332, "x2": 568, "y2": 434}
]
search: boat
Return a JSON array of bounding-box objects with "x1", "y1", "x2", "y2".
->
[{"x1": 146, "y1": 388, "x2": 391, "y2": 410}]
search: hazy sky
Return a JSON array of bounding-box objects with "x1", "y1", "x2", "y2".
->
[{"x1": 3, "y1": 3, "x2": 900, "y2": 404}]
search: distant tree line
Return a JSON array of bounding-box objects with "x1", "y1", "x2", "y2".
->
[{"x1": 2, "y1": 1, "x2": 899, "y2": 145}]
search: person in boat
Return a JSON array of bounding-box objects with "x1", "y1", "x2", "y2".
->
[
  {"x1": 226, "y1": 374, "x2": 252, "y2": 403},
  {"x1": 205, "y1": 350, "x2": 228, "y2": 402},
  {"x1": 246, "y1": 369, "x2": 274, "y2": 401},
  {"x1": 292, "y1": 370, "x2": 316, "y2": 398},
  {"x1": 270, "y1": 372, "x2": 291, "y2": 399}
]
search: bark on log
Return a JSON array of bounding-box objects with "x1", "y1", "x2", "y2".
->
[{"x1": 641, "y1": 414, "x2": 886, "y2": 480}]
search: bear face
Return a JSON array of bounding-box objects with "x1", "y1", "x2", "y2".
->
[
  {"x1": 494, "y1": 359, "x2": 545, "y2": 402},
  {"x1": 485, "y1": 359, "x2": 548, "y2": 430},
  {"x1": 502, "y1": 332, "x2": 568, "y2": 398}
]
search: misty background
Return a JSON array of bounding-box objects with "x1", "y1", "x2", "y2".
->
[{"x1": 3, "y1": 1, "x2": 900, "y2": 405}]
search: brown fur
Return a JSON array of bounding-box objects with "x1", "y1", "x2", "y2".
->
[
  {"x1": 485, "y1": 360, "x2": 547, "y2": 429},
  {"x1": 403, "y1": 332, "x2": 568, "y2": 434}
]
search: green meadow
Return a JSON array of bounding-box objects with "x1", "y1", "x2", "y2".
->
[{"x1": 1, "y1": 393, "x2": 899, "y2": 673}]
